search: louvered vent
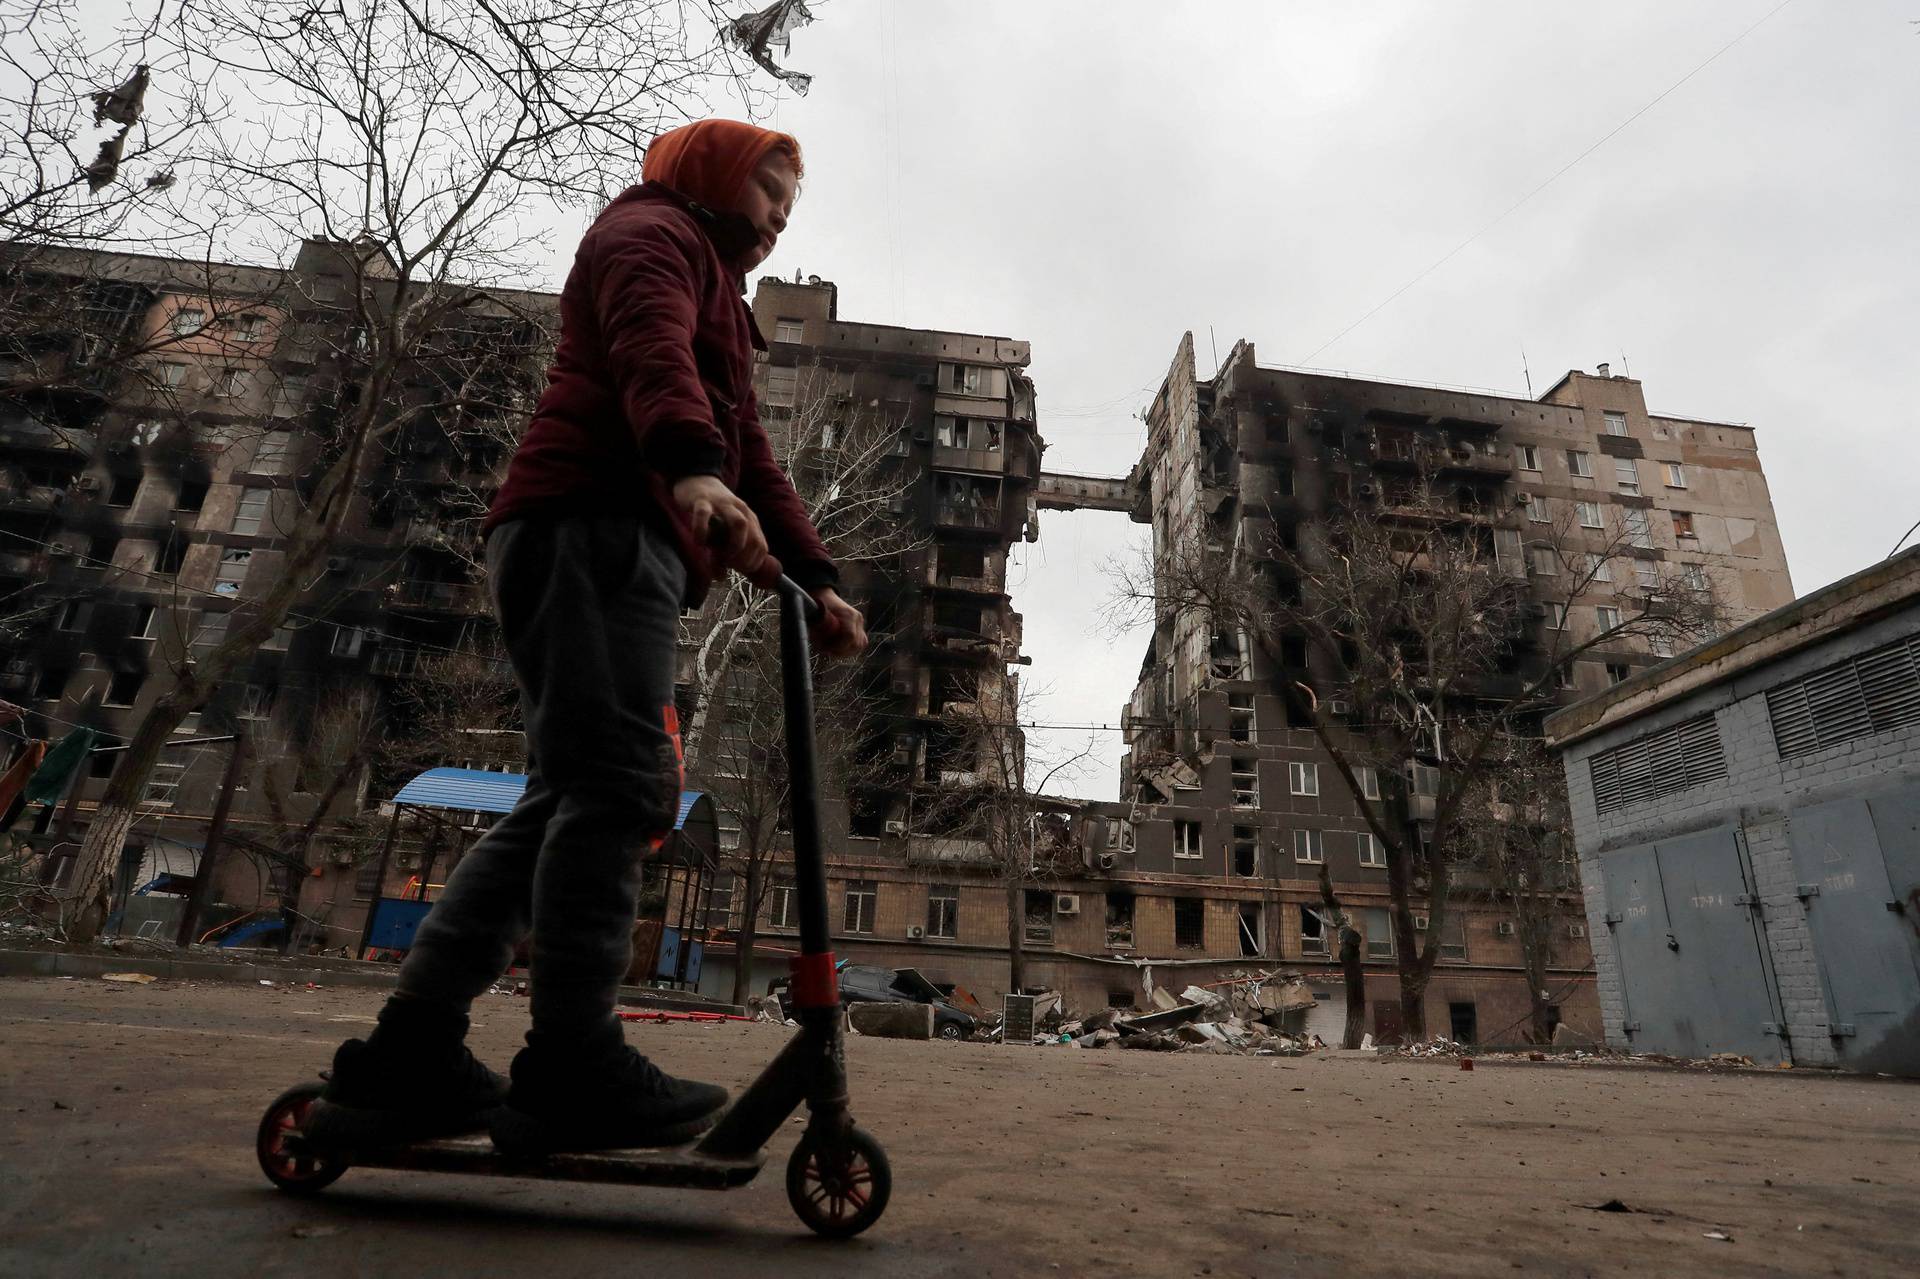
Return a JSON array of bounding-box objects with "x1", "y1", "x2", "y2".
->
[
  {"x1": 1765, "y1": 634, "x2": 1920, "y2": 760},
  {"x1": 1590, "y1": 714, "x2": 1725, "y2": 816}
]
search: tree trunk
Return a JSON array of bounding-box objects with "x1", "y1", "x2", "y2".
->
[
  {"x1": 1520, "y1": 910, "x2": 1554, "y2": 1043},
  {"x1": 1386, "y1": 822, "x2": 1441, "y2": 1043},
  {"x1": 56, "y1": 686, "x2": 201, "y2": 941},
  {"x1": 1317, "y1": 862, "x2": 1366, "y2": 1049},
  {"x1": 1005, "y1": 873, "x2": 1025, "y2": 996},
  {"x1": 731, "y1": 858, "x2": 764, "y2": 1008},
  {"x1": 1337, "y1": 925, "x2": 1367, "y2": 1049}
]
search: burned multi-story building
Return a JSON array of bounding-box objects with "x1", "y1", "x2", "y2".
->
[
  {"x1": 1030, "y1": 333, "x2": 1795, "y2": 1040},
  {"x1": 1, "y1": 241, "x2": 547, "y2": 943}
]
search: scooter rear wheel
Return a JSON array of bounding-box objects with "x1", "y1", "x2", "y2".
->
[
  {"x1": 786, "y1": 1125, "x2": 890, "y2": 1239},
  {"x1": 256, "y1": 1082, "x2": 349, "y2": 1194}
]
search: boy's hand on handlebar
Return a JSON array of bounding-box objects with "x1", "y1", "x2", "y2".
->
[
  {"x1": 812, "y1": 588, "x2": 867, "y2": 660},
  {"x1": 674, "y1": 475, "x2": 768, "y2": 576}
]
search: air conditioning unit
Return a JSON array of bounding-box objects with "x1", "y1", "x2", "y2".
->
[
  {"x1": 884, "y1": 820, "x2": 907, "y2": 836},
  {"x1": 905, "y1": 924, "x2": 925, "y2": 940},
  {"x1": 891, "y1": 678, "x2": 914, "y2": 696},
  {"x1": 1496, "y1": 921, "x2": 1516, "y2": 937},
  {"x1": 1413, "y1": 912, "x2": 1430, "y2": 931},
  {"x1": 1327, "y1": 698, "x2": 1351, "y2": 717},
  {"x1": 1568, "y1": 923, "x2": 1587, "y2": 939},
  {"x1": 1055, "y1": 893, "x2": 1080, "y2": 916},
  {"x1": 1096, "y1": 852, "x2": 1117, "y2": 871},
  {"x1": 73, "y1": 475, "x2": 101, "y2": 493},
  {"x1": 910, "y1": 427, "x2": 931, "y2": 443},
  {"x1": 1355, "y1": 483, "x2": 1377, "y2": 499}
]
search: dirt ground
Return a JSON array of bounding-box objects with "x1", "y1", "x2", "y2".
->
[{"x1": 0, "y1": 977, "x2": 1914, "y2": 1278}]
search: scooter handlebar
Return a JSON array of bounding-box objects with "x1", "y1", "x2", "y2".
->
[{"x1": 743, "y1": 555, "x2": 824, "y2": 626}]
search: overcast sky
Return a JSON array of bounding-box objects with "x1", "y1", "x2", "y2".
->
[{"x1": 566, "y1": 2, "x2": 1916, "y2": 800}]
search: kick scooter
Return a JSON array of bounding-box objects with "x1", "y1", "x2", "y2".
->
[{"x1": 253, "y1": 570, "x2": 891, "y2": 1239}]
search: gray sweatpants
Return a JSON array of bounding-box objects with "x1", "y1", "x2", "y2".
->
[{"x1": 391, "y1": 514, "x2": 687, "y2": 1048}]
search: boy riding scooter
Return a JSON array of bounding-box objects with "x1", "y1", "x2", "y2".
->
[{"x1": 309, "y1": 119, "x2": 868, "y2": 1158}]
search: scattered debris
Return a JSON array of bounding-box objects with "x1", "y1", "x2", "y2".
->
[
  {"x1": 1702, "y1": 1230, "x2": 1734, "y2": 1242},
  {"x1": 100, "y1": 972, "x2": 157, "y2": 985},
  {"x1": 291, "y1": 1224, "x2": 342, "y2": 1239}
]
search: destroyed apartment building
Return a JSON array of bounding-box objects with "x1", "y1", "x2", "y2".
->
[
  {"x1": 1, "y1": 241, "x2": 553, "y2": 946},
  {"x1": 1018, "y1": 333, "x2": 1796, "y2": 1040}
]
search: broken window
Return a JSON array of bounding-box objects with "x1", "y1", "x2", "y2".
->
[
  {"x1": 1023, "y1": 889, "x2": 1053, "y2": 945},
  {"x1": 1225, "y1": 826, "x2": 1258, "y2": 877},
  {"x1": 213, "y1": 549, "x2": 251, "y2": 595},
  {"x1": 1439, "y1": 914, "x2": 1468, "y2": 961},
  {"x1": 1408, "y1": 763, "x2": 1441, "y2": 797},
  {"x1": 926, "y1": 885, "x2": 958, "y2": 939},
  {"x1": 1106, "y1": 820, "x2": 1135, "y2": 851},
  {"x1": 767, "y1": 878, "x2": 796, "y2": 929},
  {"x1": 59, "y1": 601, "x2": 93, "y2": 631},
  {"x1": 107, "y1": 472, "x2": 140, "y2": 507},
  {"x1": 1173, "y1": 898, "x2": 1204, "y2": 950},
  {"x1": 843, "y1": 880, "x2": 877, "y2": 934},
  {"x1": 170, "y1": 306, "x2": 205, "y2": 336},
  {"x1": 1544, "y1": 602, "x2": 1568, "y2": 631},
  {"x1": 1237, "y1": 902, "x2": 1263, "y2": 957},
  {"x1": 1357, "y1": 832, "x2": 1387, "y2": 868},
  {"x1": 105, "y1": 668, "x2": 144, "y2": 707},
  {"x1": 1105, "y1": 892, "x2": 1135, "y2": 948},
  {"x1": 1606, "y1": 663, "x2": 1631, "y2": 686},
  {"x1": 1173, "y1": 820, "x2": 1202, "y2": 860},
  {"x1": 945, "y1": 363, "x2": 983, "y2": 395},
  {"x1": 1672, "y1": 510, "x2": 1696, "y2": 539},
  {"x1": 1516, "y1": 444, "x2": 1540, "y2": 471},
  {"x1": 1292, "y1": 829, "x2": 1323, "y2": 864},
  {"x1": 1228, "y1": 692, "x2": 1255, "y2": 743},
  {"x1": 1231, "y1": 759, "x2": 1258, "y2": 808},
  {"x1": 1361, "y1": 906, "x2": 1395, "y2": 959},
  {"x1": 1299, "y1": 905, "x2": 1329, "y2": 957},
  {"x1": 1209, "y1": 627, "x2": 1249, "y2": 680},
  {"x1": 175, "y1": 477, "x2": 209, "y2": 512}
]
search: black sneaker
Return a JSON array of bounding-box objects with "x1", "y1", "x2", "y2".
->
[
  {"x1": 488, "y1": 1040, "x2": 729, "y2": 1158},
  {"x1": 305, "y1": 1032, "x2": 508, "y2": 1151}
]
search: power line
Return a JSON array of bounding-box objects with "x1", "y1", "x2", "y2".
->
[{"x1": 1299, "y1": 0, "x2": 1797, "y2": 365}]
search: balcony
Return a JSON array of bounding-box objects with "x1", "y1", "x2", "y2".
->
[
  {"x1": 934, "y1": 573, "x2": 999, "y2": 594},
  {"x1": 388, "y1": 578, "x2": 485, "y2": 613},
  {"x1": 932, "y1": 445, "x2": 1005, "y2": 475},
  {"x1": 0, "y1": 415, "x2": 95, "y2": 459},
  {"x1": 0, "y1": 550, "x2": 48, "y2": 577},
  {"x1": 0, "y1": 480, "x2": 64, "y2": 513},
  {"x1": 934, "y1": 503, "x2": 1001, "y2": 532}
]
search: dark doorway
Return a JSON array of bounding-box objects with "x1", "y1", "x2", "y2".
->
[
  {"x1": 1448, "y1": 1001, "x2": 1477, "y2": 1045},
  {"x1": 1372, "y1": 999, "x2": 1404, "y2": 1044}
]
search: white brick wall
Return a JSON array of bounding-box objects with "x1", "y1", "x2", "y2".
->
[{"x1": 1559, "y1": 607, "x2": 1920, "y2": 1067}]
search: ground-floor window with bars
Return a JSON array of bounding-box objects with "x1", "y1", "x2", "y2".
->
[
  {"x1": 843, "y1": 879, "x2": 877, "y2": 934},
  {"x1": 926, "y1": 884, "x2": 958, "y2": 938}
]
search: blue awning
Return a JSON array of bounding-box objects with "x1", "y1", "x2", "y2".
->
[{"x1": 391, "y1": 767, "x2": 706, "y2": 829}]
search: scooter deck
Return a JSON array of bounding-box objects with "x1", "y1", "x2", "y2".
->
[{"x1": 343, "y1": 1135, "x2": 766, "y2": 1190}]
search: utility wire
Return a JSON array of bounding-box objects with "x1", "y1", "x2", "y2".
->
[{"x1": 1300, "y1": 0, "x2": 1797, "y2": 365}]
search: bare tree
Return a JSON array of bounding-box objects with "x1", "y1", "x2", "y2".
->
[
  {"x1": 916, "y1": 671, "x2": 1093, "y2": 995},
  {"x1": 53, "y1": 1, "x2": 792, "y2": 940},
  {"x1": 1110, "y1": 478, "x2": 1720, "y2": 1040},
  {"x1": 1456, "y1": 737, "x2": 1580, "y2": 1043}
]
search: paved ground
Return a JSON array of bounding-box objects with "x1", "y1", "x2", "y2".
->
[{"x1": 1, "y1": 977, "x2": 1914, "y2": 1278}]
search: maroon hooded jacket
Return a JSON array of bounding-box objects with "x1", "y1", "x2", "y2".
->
[{"x1": 486, "y1": 182, "x2": 836, "y2": 604}]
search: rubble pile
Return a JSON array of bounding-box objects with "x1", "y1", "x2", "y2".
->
[{"x1": 1037, "y1": 970, "x2": 1328, "y2": 1057}]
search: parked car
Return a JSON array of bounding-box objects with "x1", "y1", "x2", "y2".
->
[{"x1": 773, "y1": 963, "x2": 978, "y2": 1040}]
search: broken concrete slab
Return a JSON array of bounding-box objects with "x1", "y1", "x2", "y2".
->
[{"x1": 1114, "y1": 1002, "x2": 1207, "y2": 1036}]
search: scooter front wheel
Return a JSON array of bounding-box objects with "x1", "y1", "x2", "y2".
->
[
  {"x1": 256, "y1": 1082, "x2": 349, "y2": 1194},
  {"x1": 786, "y1": 1125, "x2": 890, "y2": 1239}
]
